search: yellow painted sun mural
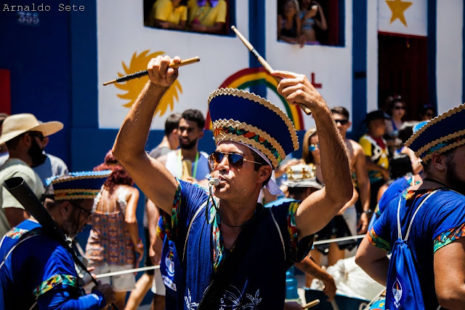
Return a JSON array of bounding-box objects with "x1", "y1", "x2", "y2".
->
[{"x1": 115, "y1": 50, "x2": 182, "y2": 116}]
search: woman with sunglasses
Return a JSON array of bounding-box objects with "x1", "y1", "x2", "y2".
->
[
  {"x1": 385, "y1": 96, "x2": 407, "y2": 152},
  {"x1": 113, "y1": 55, "x2": 352, "y2": 309}
]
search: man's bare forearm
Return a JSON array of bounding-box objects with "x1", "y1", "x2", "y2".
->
[
  {"x1": 113, "y1": 56, "x2": 181, "y2": 213},
  {"x1": 146, "y1": 200, "x2": 160, "y2": 245},
  {"x1": 359, "y1": 180, "x2": 370, "y2": 211},
  {"x1": 312, "y1": 104, "x2": 352, "y2": 205}
]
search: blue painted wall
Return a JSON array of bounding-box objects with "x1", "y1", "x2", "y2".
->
[
  {"x1": 350, "y1": 0, "x2": 367, "y2": 140},
  {"x1": 427, "y1": 0, "x2": 437, "y2": 110},
  {"x1": 0, "y1": 0, "x2": 71, "y2": 164}
]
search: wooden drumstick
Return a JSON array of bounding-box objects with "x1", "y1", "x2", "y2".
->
[
  {"x1": 302, "y1": 299, "x2": 320, "y2": 309},
  {"x1": 103, "y1": 56, "x2": 200, "y2": 86},
  {"x1": 231, "y1": 25, "x2": 274, "y2": 74},
  {"x1": 231, "y1": 25, "x2": 312, "y2": 115}
]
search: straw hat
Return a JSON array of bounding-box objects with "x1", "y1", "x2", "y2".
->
[{"x1": 0, "y1": 113, "x2": 63, "y2": 145}]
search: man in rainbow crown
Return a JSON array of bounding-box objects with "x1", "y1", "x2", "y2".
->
[
  {"x1": 113, "y1": 55, "x2": 352, "y2": 309},
  {"x1": 356, "y1": 104, "x2": 465, "y2": 309},
  {"x1": 0, "y1": 171, "x2": 115, "y2": 309}
]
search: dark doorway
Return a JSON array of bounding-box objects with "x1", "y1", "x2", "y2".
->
[{"x1": 378, "y1": 34, "x2": 428, "y2": 121}]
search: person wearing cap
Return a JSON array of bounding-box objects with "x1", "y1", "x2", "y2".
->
[
  {"x1": 358, "y1": 110, "x2": 390, "y2": 213},
  {"x1": 112, "y1": 55, "x2": 352, "y2": 309},
  {"x1": 0, "y1": 113, "x2": 63, "y2": 237},
  {"x1": 0, "y1": 171, "x2": 115, "y2": 309},
  {"x1": 356, "y1": 104, "x2": 465, "y2": 309}
]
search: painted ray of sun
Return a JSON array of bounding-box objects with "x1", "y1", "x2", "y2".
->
[
  {"x1": 114, "y1": 50, "x2": 182, "y2": 116},
  {"x1": 205, "y1": 67, "x2": 305, "y2": 130}
]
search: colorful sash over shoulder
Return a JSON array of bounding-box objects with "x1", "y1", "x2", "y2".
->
[
  {"x1": 208, "y1": 88, "x2": 299, "y2": 168},
  {"x1": 46, "y1": 170, "x2": 111, "y2": 200},
  {"x1": 405, "y1": 104, "x2": 465, "y2": 162}
]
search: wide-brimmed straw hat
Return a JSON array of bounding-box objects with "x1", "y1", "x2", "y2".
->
[
  {"x1": 0, "y1": 113, "x2": 63, "y2": 145},
  {"x1": 208, "y1": 88, "x2": 299, "y2": 169}
]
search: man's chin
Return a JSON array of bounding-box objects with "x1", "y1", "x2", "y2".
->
[
  {"x1": 213, "y1": 185, "x2": 230, "y2": 198},
  {"x1": 180, "y1": 144, "x2": 195, "y2": 150}
]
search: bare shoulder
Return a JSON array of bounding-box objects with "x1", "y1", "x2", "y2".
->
[
  {"x1": 347, "y1": 139, "x2": 364, "y2": 155},
  {"x1": 118, "y1": 184, "x2": 139, "y2": 195}
]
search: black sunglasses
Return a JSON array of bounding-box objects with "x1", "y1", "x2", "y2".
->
[
  {"x1": 334, "y1": 119, "x2": 349, "y2": 125},
  {"x1": 394, "y1": 106, "x2": 406, "y2": 110},
  {"x1": 70, "y1": 201, "x2": 92, "y2": 218},
  {"x1": 29, "y1": 131, "x2": 45, "y2": 141},
  {"x1": 209, "y1": 151, "x2": 262, "y2": 169}
]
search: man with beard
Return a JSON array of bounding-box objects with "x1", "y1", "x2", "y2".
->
[
  {"x1": 32, "y1": 129, "x2": 69, "y2": 185},
  {"x1": 112, "y1": 56, "x2": 352, "y2": 309},
  {"x1": 356, "y1": 104, "x2": 465, "y2": 309},
  {"x1": 0, "y1": 113, "x2": 62, "y2": 236},
  {"x1": 160, "y1": 109, "x2": 210, "y2": 186},
  {"x1": 0, "y1": 171, "x2": 115, "y2": 309}
]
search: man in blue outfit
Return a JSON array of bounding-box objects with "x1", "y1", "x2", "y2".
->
[
  {"x1": 113, "y1": 55, "x2": 352, "y2": 309},
  {"x1": 0, "y1": 171, "x2": 115, "y2": 309},
  {"x1": 356, "y1": 104, "x2": 465, "y2": 309}
]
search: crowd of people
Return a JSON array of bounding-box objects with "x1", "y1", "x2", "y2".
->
[
  {"x1": 0, "y1": 54, "x2": 464, "y2": 310},
  {"x1": 277, "y1": 0, "x2": 327, "y2": 46},
  {"x1": 145, "y1": 0, "x2": 229, "y2": 35}
]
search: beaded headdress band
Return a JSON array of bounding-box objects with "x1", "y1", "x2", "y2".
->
[
  {"x1": 405, "y1": 104, "x2": 465, "y2": 162},
  {"x1": 46, "y1": 171, "x2": 111, "y2": 200},
  {"x1": 208, "y1": 88, "x2": 299, "y2": 168}
]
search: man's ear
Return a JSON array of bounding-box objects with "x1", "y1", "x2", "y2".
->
[
  {"x1": 42, "y1": 136, "x2": 50, "y2": 148},
  {"x1": 59, "y1": 201, "x2": 72, "y2": 218},
  {"x1": 21, "y1": 132, "x2": 32, "y2": 147},
  {"x1": 258, "y1": 165, "x2": 272, "y2": 184},
  {"x1": 430, "y1": 152, "x2": 447, "y2": 172}
]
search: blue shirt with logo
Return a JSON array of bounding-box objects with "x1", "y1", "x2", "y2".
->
[{"x1": 160, "y1": 180, "x2": 311, "y2": 309}]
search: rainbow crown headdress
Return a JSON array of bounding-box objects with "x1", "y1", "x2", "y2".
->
[
  {"x1": 208, "y1": 88, "x2": 299, "y2": 168},
  {"x1": 46, "y1": 170, "x2": 111, "y2": 200},
  {"x1": 405, "y1": 104, "x2": 465, "y2": 162}
]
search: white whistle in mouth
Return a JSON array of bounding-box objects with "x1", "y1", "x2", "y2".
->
[{"x1": 208, "y1": 177, "x2": 220, "y2": 186}]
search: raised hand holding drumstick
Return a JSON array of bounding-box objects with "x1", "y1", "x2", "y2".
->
[{"x1": 231, "y1": 25, "x2": 312, "y2": 115}]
